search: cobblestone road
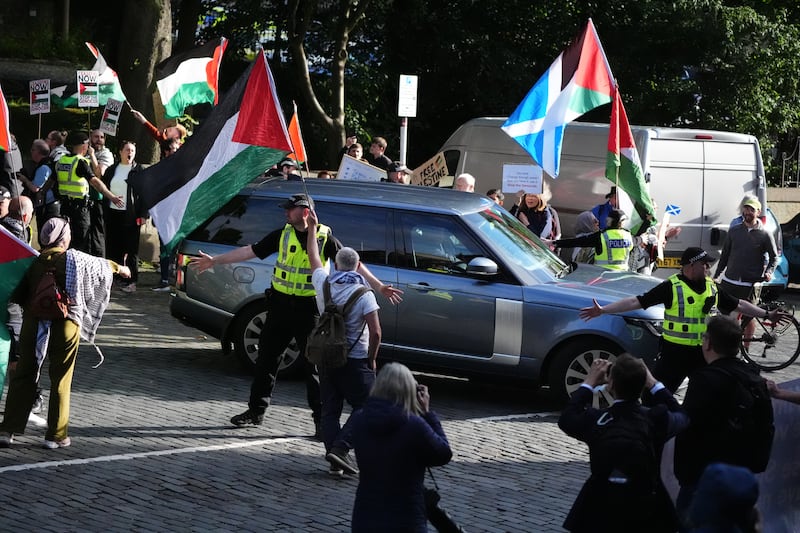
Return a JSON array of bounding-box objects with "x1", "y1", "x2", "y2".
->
[{"x1": 2, "y1": 269, "x2": 800, "y2": 532}]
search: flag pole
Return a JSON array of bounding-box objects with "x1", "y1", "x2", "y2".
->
[{"x1": 37, "y1": 114, "x2": 42, "y2": 139}]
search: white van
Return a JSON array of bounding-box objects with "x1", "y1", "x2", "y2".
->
[{"x1": 438, "y1": 117, "x2": 768, "y2": 274}]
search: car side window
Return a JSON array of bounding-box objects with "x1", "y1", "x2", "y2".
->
[
  {"x1": 397, "y1": 212, "x2": 485, "y2": 274},
  {"x1": 315, "y1": 202, "x2": 389, "y2": 265},
  {"x1": 186, "y1": 195, "x2": 286, "y2": 246}
]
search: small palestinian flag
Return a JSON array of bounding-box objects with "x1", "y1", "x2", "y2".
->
[{"x1": 155, "y1": 38, "x2": 228, "y2": 119}]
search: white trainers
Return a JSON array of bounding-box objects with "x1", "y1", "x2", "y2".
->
[
  {"x1": 28, "y1": 412, "x2": 47, "y2": 428},
  {"x1": 43, "y1": 437, "x2": 71, "y2": 449},
  {"x1": 152, "y1": 281, "x2": 171, "y2": 292}
]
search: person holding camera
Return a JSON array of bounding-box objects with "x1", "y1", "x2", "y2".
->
[
  {"x1": 558, "y1": 354, "x2": 689, "y2": 533},
  {"x1": 349, "y1": 363, "x2": 452, "y2": 532}
]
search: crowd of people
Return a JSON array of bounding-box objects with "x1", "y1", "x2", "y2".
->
[{"x1": 1, "y1": 119, "x2": 797, "y2": 532}]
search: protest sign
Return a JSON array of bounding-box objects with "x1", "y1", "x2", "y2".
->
[
  {"x1": 77, "y1": 70, "x2": 99, "y2": 108},
  {"x1": 337, "y1": 154, "x2": 385, "y2": 182},
  {"x1": 502, "y1": 164, "x2": 542, "y2": 194},
  {"x1": 99, "y1": 98, "x2": 124, "y2": 135},
  {"x1": 411, "y1": 152, "x2": 449, "y2": 186},
  {"x1": 29, "y1": 79, "x2": 50, "y2": 115}
]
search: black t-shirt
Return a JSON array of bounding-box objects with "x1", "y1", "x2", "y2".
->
[
  {"x1": 637, "y1": 275, "x2": 737, "y2": 314},
  {"x1": 251, "y1": 225, "x2": 341, "y2": 260},
  {"x1": 370, "y1": 154, "x2": 392, "y2": 171}
]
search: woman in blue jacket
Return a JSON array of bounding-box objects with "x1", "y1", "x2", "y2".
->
[{"x1": 350, "y1": 363, "x2": 452, "y2": 532}]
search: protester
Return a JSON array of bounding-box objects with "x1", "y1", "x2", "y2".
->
[
  {"x1": 453, "y1": 173, "x2": 475, "y2": 192},
  {"x1": 592, "y1": 187, "x2": 619, "y2": 230},
  {"x1": 686, "y1": 463, "x2": 762, "y2": 532},
  {"x1": 130, "y1": 109, "x2": 187, "y2": 144},
  {"x1": 350, "y1": 363, "x2": 452, "y2": 532},
  {"x1": 103, "y1": 141, "x2": 147, "y2": 293},
  {"x1": 368, "y1": 137, "x2": 391, "y2": 170},
  {"x1": 306, "y1": 209, "x2": 381, "y2": 476},
  {"x1": 0, "y1": 217, "x2": 130, "y2": 449},
  {"x1": 486, "y1": 189, "x2": 504, "y2": 206},
  {"x1": 516, "y1": 188, "x2": 560, "y2": 241}
]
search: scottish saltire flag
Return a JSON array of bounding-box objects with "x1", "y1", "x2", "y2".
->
[
  {"x1": 129, "y1": 51, "x2": 292, "y2": 254},
  {"x1": 155, "y1": 38, "x2": 228, "y2": 119},
  {"x1": 502, "y1": 19, "x2": 614, "y2": 178},
  {"x1": 607, "y1": 87, "x2": 655, "y2": 234},
  {"x1": 54, "y1": 43, "x2": 127, "y2": 108},
  {"x1": 0, "y1": 83, "x2": 10, "y2": 152},
  {"x1": 287, "y1": 101, "x2": 308, "y2": 168}
]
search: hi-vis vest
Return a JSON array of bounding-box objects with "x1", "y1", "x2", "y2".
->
[
  {"x1": 595, "y1": 228, "x2": 633, "y2": 270},
  {"x1": 271, "y1": 223, "x2": 331, "y2": 296},
  {"x1": 55, "y1": 154, "x2": 90, "y2": 199},
  {"x1": 663, "y1": 275, "x2": 718, "y2": 346}
]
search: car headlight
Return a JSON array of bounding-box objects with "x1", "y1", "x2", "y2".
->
[{"x1": 624, "y1": 317, "x2": 663, "y2": 340}]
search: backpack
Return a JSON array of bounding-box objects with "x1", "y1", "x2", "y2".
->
[
  {"x1": 712, "y1": 364, "x2": 775, "y2": 473},
  {"x1": 29, "y1": 266, "x2": 71, "y2": 321},
  {"x1": 591, "y1": 407, "x2": 658, "y2": 491},
  {"x1": 305, "y1": 280, "x2": 370, "y2": 369}
]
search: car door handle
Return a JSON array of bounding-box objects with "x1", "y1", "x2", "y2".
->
[{"x1": 408, "y1": 282, "x2": 435, "y2": 291}]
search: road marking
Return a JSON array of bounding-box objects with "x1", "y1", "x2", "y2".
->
[
  {"x1": 0, "y1": 412, "x2": 560, "y2": 473},
  {"x1": 468, "y1": 412, "x2": 560, "y2": 422},
  {"x1": 0, "y1": 436, "x2": 305, "y2": 474}
]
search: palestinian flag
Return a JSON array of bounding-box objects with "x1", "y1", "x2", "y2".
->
[
  {"x1": 155, "y1": 38, "x2": 228, "y2": 119},
  {"x1": 129, "y1": 51, "x2": 292, "y2": 254},
  {"x1": 607, "y1": 87, "x2": 655, "y2": 234},
  {"x1": 0, "y1": 225, "x2": 38, "y2": 303},
  {"x1": 54, "y1": 43, "x2": 126, "y2": 108},
  {"x1": 0, "y1": 83, "x2": 10, "y2": 152},
  {"x1": 502, "y1": 19, "x2": 614, "y2": 178}
]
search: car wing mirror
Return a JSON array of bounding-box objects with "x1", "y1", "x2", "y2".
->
[{"x1": 466, "y1": 257, "x2": 498, "y2": 276}]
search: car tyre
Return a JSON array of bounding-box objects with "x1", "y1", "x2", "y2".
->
[
  {"x1": 549, "y1": 338, "x2": 621, "y2": 407},
  {"x1": 231, "y1": 301, "x2": 304, "y2": 377}
]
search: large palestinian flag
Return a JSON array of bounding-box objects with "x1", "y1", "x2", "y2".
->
[
  {"x1": 502, "y1": 19, "x2": 614, "y2": 178},
  {"x1": 155, "y1": 38, "x2": 228, "y2": 119},
  {"x1": 129, "y1": 51, "x2": 292, "y2": 254}
]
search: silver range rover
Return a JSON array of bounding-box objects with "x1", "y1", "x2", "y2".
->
[{"x1": 171, "y1": 178, "x2": 663, "y2": 401}]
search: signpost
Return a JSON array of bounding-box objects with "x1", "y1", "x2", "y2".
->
[{"x1": 398, "y1": 74, "x2": 418, "y2": 165}]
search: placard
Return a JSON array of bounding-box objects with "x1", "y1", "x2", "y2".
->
[
  {"x1": 336, "y1": 154, "x2": 386, "y2": 182},
  {"x1": 99, "y1": 98, "x2": 124, "y2": 136},
  {"x1": 502, "y1": 164, "x2": 543, "y2": 194},
  {"x1": 77, "y1": 70, "x2": 99, "y2": 108},
  {"x1": 411, "y1": 152, "x2": 449, "y2": 186},
  {"x1": 29, "y1": 79, "x2": 50, "y2": 115}
]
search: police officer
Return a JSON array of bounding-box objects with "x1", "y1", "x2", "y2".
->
[
  {"x1": 550, "y1": 209, "x2": 633, "y2": 271},
  {"x1": 191, "y1": 193, "x2": 402, "y2": 435},
  {"x1": 47, "y1": 131, "x2": 123, "y2": 253},
  {"x1": 580, "y1": 246, "x2": 787, "y2": 393}
]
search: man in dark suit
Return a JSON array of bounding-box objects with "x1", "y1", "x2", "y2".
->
[{"x1": 559, "y1": 354, "x2": 689, "y2": 533}]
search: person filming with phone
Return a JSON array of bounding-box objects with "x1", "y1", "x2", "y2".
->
[
  {"x1": 558, "y1": 354, "x2": 689, "y2": 532},
  {"x1": 349, "y1": 363, "x2": 452, "y2": 532}
]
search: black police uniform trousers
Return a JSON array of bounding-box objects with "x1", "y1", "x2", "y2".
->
[
  {"x1": 60, "y1": 197, "x2": 92, "y2": 253},
  {"x1": 250, "y1": 289, "x2": 321, "y2": 422}
]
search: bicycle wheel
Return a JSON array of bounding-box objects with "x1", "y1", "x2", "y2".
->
[{"x1": 740, "y1": 315, "x2": 800, "y2": 371}]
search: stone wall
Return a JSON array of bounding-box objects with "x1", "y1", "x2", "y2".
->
[{"x1": 767, "y1": 187, "x2": 800, "y2": 224}]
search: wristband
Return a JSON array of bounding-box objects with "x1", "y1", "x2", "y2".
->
[{"x1": 763, "y1": 309, "x2": 769, "y2": 320}]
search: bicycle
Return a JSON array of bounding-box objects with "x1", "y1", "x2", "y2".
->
[{"x1": 739, "y1": 287, "x2": 800, "y2": 371}]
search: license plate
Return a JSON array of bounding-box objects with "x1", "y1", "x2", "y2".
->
[{"x1": 658, "y1": 256, "x2": 682, "y2": 269}]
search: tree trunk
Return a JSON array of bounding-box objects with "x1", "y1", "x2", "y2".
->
[
  {"x1": 287, "y1": 0, "x2": 371, "y2": 166},
  {"x1": 115, "y1": 0, "x2": 172, "y2": 165},
  {"x1": 175, "y1": 0, "x2": 203, "y2": 53}
]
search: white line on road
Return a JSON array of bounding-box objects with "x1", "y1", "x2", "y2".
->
[
  {"x1": 0, "y1": 412, "x2": 559, "y2": 473},
  {"x1": 0, "y1": 436, "x2": 305, "y2": 473}
]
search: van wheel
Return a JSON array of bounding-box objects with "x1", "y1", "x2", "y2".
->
[
  {"x1": 549, "y1": 339, "x2": 620, "y2": 407},
  {"x1": 231, "y1": 301, "x2": 304, "y2": 377}
]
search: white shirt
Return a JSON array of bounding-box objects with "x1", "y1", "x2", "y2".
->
[{"x1": 109, "y1": 164, "x2": 131, "y2": 210}]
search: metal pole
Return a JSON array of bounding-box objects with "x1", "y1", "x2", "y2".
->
[{"x1": 399, "y1": 117, "x2": 408, "y2": 165}]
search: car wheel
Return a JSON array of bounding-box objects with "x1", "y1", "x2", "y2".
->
[
  {"x1": 231, "y1": 301, "x2": 304, "y2": 377},
  {"x1": 549, "y1": 339, "x2": 621, "y2": 407}
]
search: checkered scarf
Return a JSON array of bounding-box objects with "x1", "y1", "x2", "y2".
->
[{"x1": 65, "y1": 248, "x2": 113, "y2": 344}]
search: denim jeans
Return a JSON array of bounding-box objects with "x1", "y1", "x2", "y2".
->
[{"x1": 320, "y1": 358, "x2": 375, "y2": 453}]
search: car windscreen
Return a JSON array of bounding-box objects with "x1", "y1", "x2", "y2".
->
[{"x1": 463, "y1": 205, "x2": 566, "y2": 283}]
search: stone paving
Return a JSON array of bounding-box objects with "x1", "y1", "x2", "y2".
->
[{"x1": 2, "y1": 268, "x2": 800, "y2": 532}]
